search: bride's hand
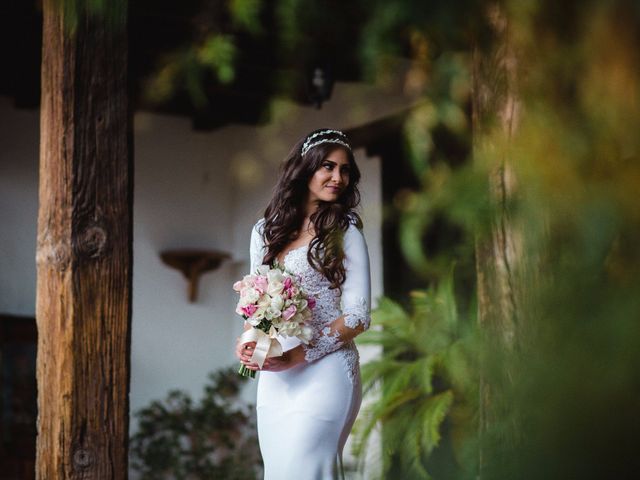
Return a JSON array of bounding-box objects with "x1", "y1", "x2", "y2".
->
[
  {"x1": 236, "y1": 340, "x2": 260, "y2": 371},
  {"x1": 261, "y1": 345, "x2": 306, "y2": 372}
]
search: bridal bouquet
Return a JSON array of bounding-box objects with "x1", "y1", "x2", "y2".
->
[{"x1": 234, "y1": 264, "x2": 315, "y2": 378}]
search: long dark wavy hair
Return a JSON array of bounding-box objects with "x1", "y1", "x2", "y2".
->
[{"x1": 261, "y1": 129, "x2": 362, "y2": 290}]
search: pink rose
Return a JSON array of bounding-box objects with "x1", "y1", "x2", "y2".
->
[
  {"x1": 307, "y1": 297, "x2": 316, "y2": 310},
  {"x1": 233, "y1": 281, "x2": 243, "y2": 292},
  {"x1": 283, "y1": 277, "x2": 294, "y2": 298},
  {"x1": 282, "y1": 304, "x2": 297, "y2": 321},
  {"x1": 241, "y1": 304, "x2": 258, "y2": 318},
  {"x1": 254, "y1": 275, "x2": 268, "y2": 294}
]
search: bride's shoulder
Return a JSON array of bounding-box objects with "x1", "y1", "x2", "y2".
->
[
  {"x1": 252, "y1": 218, "x2": 266, "y2": 234},
  {"x1": 344, "y1": 215, "x2": 366, "y2": 246},
  {"x1": 250, "y1": 218, "x2": 266, "y2": 248},
  {"x1": 345, "y1": 213, "x2": 364, "y2": 233}
]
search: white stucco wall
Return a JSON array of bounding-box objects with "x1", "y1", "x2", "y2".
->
[
  {"x1": 0, "y1": 99, "x2": 39, "y2": 316},
  {"x1": 0, "y1": 75, "x2": 417, "y2": 475}
]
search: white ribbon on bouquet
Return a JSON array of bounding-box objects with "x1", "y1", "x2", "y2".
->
[{"x1": 239, "y1": 325, "x2": 283, "y2": 368}]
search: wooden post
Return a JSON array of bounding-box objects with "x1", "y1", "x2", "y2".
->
[
  {"x1": 36, "y1": 1, "x2": 132, "y2": 478},
  {"x1": 472, "y1": 4, "x2": 521, "y2": 347},
  {"x1": 471, "y1": 4, "x2": 523, "y2": 476}
]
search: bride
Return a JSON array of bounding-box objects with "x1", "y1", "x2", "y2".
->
[{"x1": 235, "y1": 128, "x2": 372, "y2": 479}]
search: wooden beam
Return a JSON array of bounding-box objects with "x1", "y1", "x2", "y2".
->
[
  {"x1": 36, "y1": 1, "x2": 132, "y2": 478},
  {"x1": 471, "y1": 5, "x2": 523, "y2": 476}
]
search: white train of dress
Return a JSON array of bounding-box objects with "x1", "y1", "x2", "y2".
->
[{"x1": 249, "y1": 220, "x2": 371, "y2": 480}]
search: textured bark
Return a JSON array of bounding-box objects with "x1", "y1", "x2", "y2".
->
[
  {"x1": 36, "y1": 1, "x2": 132, "y2": 478},
  {"x1": 471, "y1": 4, "x2": 523, "y2": 476},
  {"x1": 473, "y1": 6, "x2": 521, "y2": 336}
]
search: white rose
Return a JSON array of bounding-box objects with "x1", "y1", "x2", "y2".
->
[
  {"x1": 298, "y1": 325, "x2": 313, "y2": 343},
  {"x1": 240, "y1": 287, "x2": 259, "y2": 305},
  {"x1": 247, "y1": 316, "x2": 262, "y2": 327},
  {"x1": 267, "y1": 269, "x2": 283, "y2": 282},
  {"x1": 279, "y1": 321, "x2": 297, "y2": 337},
  {"x1": 265, "y1": 305, "x2": 282, "y2": 320},
  {"x1": 253, "y1": 306, "x2": 266, "y2": 321},
  {"x1": 257, "y1": 294, "x2": 271, "y2": 309},
  {"x1": 267, "y1": 283, "x2": 284, "y2": 297},
  {"x1": 267, "y1": 270, "x2": 285, "y2": 295},
  {"x1": 270, "y1": 294, "x2": 285, "y2": 311},
  {"x1": 288, "y1": 326, "x2": 300, "y2": 338}
]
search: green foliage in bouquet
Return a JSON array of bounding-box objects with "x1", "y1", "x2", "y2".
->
[
  {"x1": 353, "y1": 270, "x2": 479, "y2": 480},
  {"x1": 130, "y1": 367, "x2": 262, "y2": 480}
]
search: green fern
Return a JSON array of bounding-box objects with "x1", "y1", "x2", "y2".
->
[{"x1": 353, "y1": 269, "x2": 478, "y2": 479}]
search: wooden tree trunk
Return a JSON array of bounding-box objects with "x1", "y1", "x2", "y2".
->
[
  {"x1": 472, "y1": 5, "x2": 521, "y2": 341},
  {"x1": 36, "y1": 1, "x2": 132, "y2": 478},
  {"x1": 471, "y1": 4, "x2": 523, "y2": 476}
]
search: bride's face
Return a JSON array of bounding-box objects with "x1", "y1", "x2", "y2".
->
[{"x1": 307, "y1": 148, "x2": 351, "y2": 203}]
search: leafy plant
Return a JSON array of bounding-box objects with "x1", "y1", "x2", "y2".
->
[
  {"x1": 130, "y1": 367, "x2": 262, "y2": 480},
  {"x1": 353, "y1": 269, "x2": 478, "y2": 479}
]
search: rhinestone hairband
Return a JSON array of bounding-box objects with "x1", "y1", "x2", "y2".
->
[{"x1": 301, "y1": 129, "x2": 351, "y2": 156}]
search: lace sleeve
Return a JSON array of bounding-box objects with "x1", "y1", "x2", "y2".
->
[
  {"x1": 303, "y1": 223, "x2": 371, "y2": 363},
  {"x1": 249, "y1": 219, "x2": 265, "y2": 274}
]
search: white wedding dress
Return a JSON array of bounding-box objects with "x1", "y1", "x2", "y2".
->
[{"x1": 248, "y1": 219, "x2": 371, "y2": 480}]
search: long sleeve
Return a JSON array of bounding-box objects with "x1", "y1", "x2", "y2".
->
[
  {"x1": 249, "y1": 219, "x2": 266, "y2": 274},
  {"x1": 303, "y1": 223, "x2": 372, "y2": 363},
  {"x1": 340, "y1": 224, "x2": 372, "y2": 330}
]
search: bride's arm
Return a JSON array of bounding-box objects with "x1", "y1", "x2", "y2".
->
[
  {"x1": 301, "y1": 223, "x2": 372, "y2": 363},
  {"x1": 260, "y1": 223, "x2": 372, "y2": 372},
  {"x1": 236, "y1": 220, "x2": 264, "y2": 368},
  {"x1": 249, "y1": 219, "x2": 265, "y2": 275}
]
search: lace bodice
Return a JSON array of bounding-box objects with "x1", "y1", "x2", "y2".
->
[
  {"x1": 249, "y1": 219, "x2": 372, "y2": 384},
  {"x1": 283, "y1": 245, "x2": 342, "y2": 331}
]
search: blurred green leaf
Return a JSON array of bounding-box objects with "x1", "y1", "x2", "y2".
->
[{"x1": 229, "y1": 0, "x2": 264, "y2": 34}]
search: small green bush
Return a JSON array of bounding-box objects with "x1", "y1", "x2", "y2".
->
[{"x1": 130, "y1": 367, "x2": 262, "y2": 480}]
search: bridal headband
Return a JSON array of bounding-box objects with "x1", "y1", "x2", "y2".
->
[{"x1": 301, "y1": 129, "x2": 351, "y2": 156}]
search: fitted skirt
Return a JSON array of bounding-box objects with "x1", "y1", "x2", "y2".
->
[{"x1": 256, "y1": 349, "x2": 362, "y2": 480}]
